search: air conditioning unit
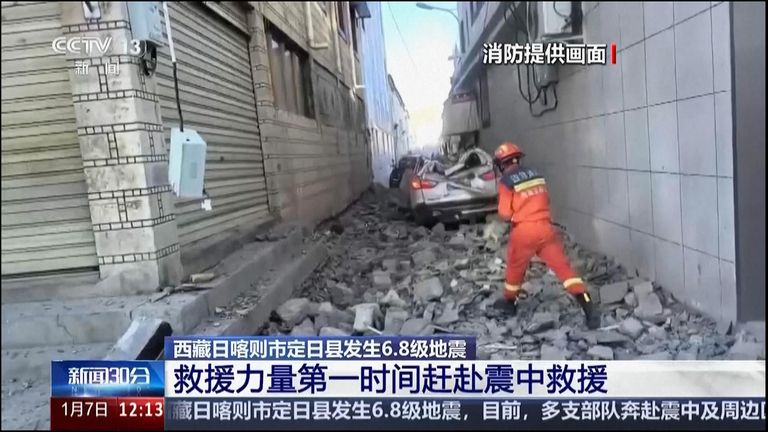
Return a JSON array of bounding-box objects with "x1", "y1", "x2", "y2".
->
[{"x1": 537, "y1": 1, "x2": 582, "y2": 42}]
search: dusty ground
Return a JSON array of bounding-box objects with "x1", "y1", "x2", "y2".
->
[{"x1": 261, "y1": 187, "x2": 764, "y2": 362}]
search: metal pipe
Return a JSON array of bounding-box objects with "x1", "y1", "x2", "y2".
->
[
  {"x1": 332, "y1": 2, "x2": 342, "y2": 72},
  {"x1": 305, "y1": 2, "x2": 328, "y2": 49}
]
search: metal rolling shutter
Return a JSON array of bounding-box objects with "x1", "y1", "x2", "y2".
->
[
  {"x1": 1, "y1": 2, "x2": 98, "y2": 276},
  {"x1": 156, "y1": 2, "x2": 271, "y2": 248}
]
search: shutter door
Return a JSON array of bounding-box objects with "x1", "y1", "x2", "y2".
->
[
  {"x1": 1, "y1": 2, "x2": 98, "y2": 276},
  {"x1": 157, "y1": 2, "x2": 271, "y2": 248}
]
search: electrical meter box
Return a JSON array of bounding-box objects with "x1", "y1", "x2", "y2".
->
[
  {"x1": 534, "y1": 63, "x2": 559, "y2": 88},
  {"x1": 538, "y1": 2, "x2": 573, "y2": 40},
  {"x1": 127, "y1": 2, "x2": 165, "y2": 46},
  {"x1": 168, "y1": 128, "x2": 207, "y2": 199}
]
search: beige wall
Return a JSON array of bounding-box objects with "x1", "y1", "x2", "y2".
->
[
  {"x1": 477, "y1": 2, "x2": 736, "y2": 325},
  {"x1": 1, "y1": 1, "x2": 372, "y2": 299},
  {"x1": 250, "y1": 2, "x2": 369, "y2": 226}
]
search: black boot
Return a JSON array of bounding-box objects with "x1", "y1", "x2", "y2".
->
[
  {"x1": 492, "y1": 298, "x2": 518, "y2": 316},
  {"x1": 575, "y1": 293, "x2": 601, "y2": 330}
]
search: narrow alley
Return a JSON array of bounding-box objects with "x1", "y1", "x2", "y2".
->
[{"x1": 257, "y1": 186, "x2": 763, "y2": 362}]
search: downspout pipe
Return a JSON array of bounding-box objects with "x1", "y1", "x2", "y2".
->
[
  {"x1": 332, "y1": 2, "x2": 342, "y2": 74},
  {"x1": 305, "y1": 2, "x2": 328, "y2": 49}
]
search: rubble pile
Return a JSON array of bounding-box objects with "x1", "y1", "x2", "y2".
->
[{"x1": 259, "y1": 188, "x2": 764, "y2": 361}]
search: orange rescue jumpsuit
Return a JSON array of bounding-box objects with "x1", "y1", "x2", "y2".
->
[{"x1": 497, "y1": 164, "x2": 586, "y2": 301}]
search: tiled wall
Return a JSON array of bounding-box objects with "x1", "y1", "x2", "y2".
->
[{"x1": 479, "y1": 2, "x2": 735, "y2": 324}]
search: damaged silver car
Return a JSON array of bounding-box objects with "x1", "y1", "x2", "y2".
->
[{"x1": 408, "y1": 148, "x2": 498, "y2": 226}]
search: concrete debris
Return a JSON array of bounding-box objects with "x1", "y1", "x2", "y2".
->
[
  {"x1": 623, "y1": 292, "x2": 637, "y2": 308},
  {"x1": 634, "y1": 290, "x2": 665, "y2": 323},
  {"x1": 329, "y1": 283, "x2": 355, "y2": 307},
  {"x1": 282, "y1": 190, "x2": 727, "y2": 361},
  {"x1": 383, "y1": 308, "x2": 409, "y2": 335},
  {"x1": 319, "y1": 327, "x2": 350, "y2": 336},
  {"x1": 290, "y1": 318, "x2": 317, "y2": 336},
  {"x1": 632, "y1": 281, "x2": 654, "y2": 297},
  {"x1": 379, "y1": 289, "x2": 407, "y2": 308},
  {"x1": 189, "y1": 272, "x2": 216, "y2": 283},
  {"x1": 413, "y1": 277, "x2": 444, "y2": 302},
  {"x1": 399, "y1": 318, "x2": 433, "y2": 336},
  {"x1": 525, "y1": 312, "x2": 556, "y2": 334},
  {"x1": 412, "y1": 249, "x2": 437, "y2": 267},
  {"x1": 726, "y1": 340, "x2": 764, "y2": 360},
  {"x1": 638, "y1": 351, "x2": 673, "y2": 360},
  {"x1": 599, "y1": 281, "x2": 630, "y2": 304},
  {"x1": 618, "y1": 317, "x2": 645, "y2": 339},
  {"x1": 352, "y1": 303, "x2": 381, "y2": 334},
  {"x1": 647, "y1": 325, "x2": 667, "y2": 340},
  {"x1": 676, "y1": 347, "x2": 698, "y2": 360},
  {"x1": 595, "y1": 330, "x2": 631, "y2": 345},
  {"x1": 276, "y1": 298, "x2": 311, "y2": 326},
  {"x1": 541, "y1": 344, "x2": 571, "y2": 360},
  {"x1": 382, "y1": 259, "x2": 399, "y2": 272},
  {"x1": 435, "y1": 301, "x2": 461, "y2": 325},
  {"x1": 372, "y1": 270, "x2": 392, "y2": 287},
  {"x1": 587, "y1": 345, "x2": 614, "y2": 360}
]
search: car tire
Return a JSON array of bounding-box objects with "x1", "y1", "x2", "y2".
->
[{"x1": 413, "y1": 206, "x2": 434, "y2": 227}]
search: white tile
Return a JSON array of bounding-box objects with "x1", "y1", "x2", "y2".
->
[
  {"x1": 592, "y1": 168, "x2": 610, "y2": 220},
  {"x1": 628, "y1": 171, "x2": 653, "y2": 233},
  {"x1": 681, "y1": 175, "x2": 719, "y2": 256},
  {"x1": 677, "y1": 95, "x2": 717, "y2": 176},
  {"x1": 675, "y1": 11, "x2": 714, "y2": 99},
  {"x1": 603, "y1": 57, "x2": 624, "y2": 113},
  {"x1": 621, "y1": 42, "x2": 647, "y2": 110},
  {"x1": 674, "y1": 2, "x2": 710, "y2": 23},
  {"x1": 585, "y1": 65, "x2": 605, "y2": 117},
  {"x1": 625, "y1": 108, "x2": 650, "y2": 170},
  {"x1": 711, "y1": 2, "x2": 731, "y2": 92},
  {"x1": 594, "y1": 219, "x2": 631, "y2": 269},
  {"x1": 607, "y1": 170, "x2": 629, "y2": 226},
  {"x1": 645, "y1": 28, "x2": 677, "y2": 105},
  {"x1": 630, "y1": 230, "x2": 656, "y2": 280},
  {"x1": 644, "y1": 1, "x2": 674, "y2": 36},
  {"x1": 576, "y1": 167, "x2": 594, "y2": 214},
  {"x1": 582, "y1": 2, "x2": 603, "y2": 45},
  {"x1": 600, "y1": 1, "x2": 622, "y2": 46},
  {"x1": 655, "y1": 237, "x2": 685, "y2": 298},
  {"x1": 604, "y1": 112, "x2": 626, "y2": 168},
  {"x1": 720, "y1": 260, "x2": 737, "y2": 324},
  {"x1": 648, "y1": 102, "x2": 679, "y2": 172},
  {"x1": 619, "y1": 2, "x2": 645, "y2": 49},
  {"x1": 718, "y1": 177, "x2": 735, "y2": 262},
  {"x1": 714, "y1": 91, "x2": 733, "y2": 177},
  {"x1": 651, "y1": 173, "x2": 682, "y2": 243},
  {"x1": 684, "y1": 247, "x2": 722, "y2": 319},
  {"x1": 586, "y1": 117, "x2": 607, "y2": 166}
]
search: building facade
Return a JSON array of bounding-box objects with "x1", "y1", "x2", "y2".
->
[
  {"x1": 360, "y1": 2, "x2": 412, "y2": 186},
  {"x1": 1, "y1": 1, "x2": 372, "y2": 301},
  {"x1": 443, "y1": 1, "x2": 765, "y2": 325},
  {"x1": 388, "y1": 74, "x2": 412, "y2": 161}
]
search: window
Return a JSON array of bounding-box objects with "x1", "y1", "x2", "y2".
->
[
  {"x1": 459, "y1": 21, "x2": 466, "y2": 52},
  {"x1": 265, "y1": 20, "x2": 314, "y2": 118},
  {"x1": 478, "y1": 68, "x2": 491, "y2": 127},
  {"x1": 349, "y1": 5, "x2": 359, "y2": 53},
  {"x1": 471, "y1": 1, "x2": 485, "y2": 23},
  {"x1": 336, "y1": 1, "x2": 349, "y2": 41}
]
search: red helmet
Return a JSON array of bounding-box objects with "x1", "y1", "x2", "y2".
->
[{"x1": 494, "y1": 142, "x2": 524, "y2": 163}]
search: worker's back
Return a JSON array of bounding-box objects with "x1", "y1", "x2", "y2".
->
[{"x1": 499, "y1": 164, "x2": 551, "y2": 224}]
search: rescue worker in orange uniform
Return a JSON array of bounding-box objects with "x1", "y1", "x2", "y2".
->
[{"x1": 492, "y1": 142, "x2": 601, "y2": 329}]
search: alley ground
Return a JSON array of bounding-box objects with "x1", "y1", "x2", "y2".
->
[{"x1": 261, "y1": 186, "x2": 765, "y2": 362}]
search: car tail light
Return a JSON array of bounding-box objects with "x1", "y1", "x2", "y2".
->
[
  {"x1": 480, "y1": 170, "x2": 496, "y2": 181},
  {"x1": 410, "y1": 177, "x2": 437, "y2": 189}
]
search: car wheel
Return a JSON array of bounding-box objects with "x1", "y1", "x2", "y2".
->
[{"x1": 413, "y1": 207, "x2": 434, "y2": 227}]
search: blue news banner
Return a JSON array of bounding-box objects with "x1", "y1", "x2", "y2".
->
[{"x1": 159, "y1": 336, "x2": 766, "y2": 430}]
